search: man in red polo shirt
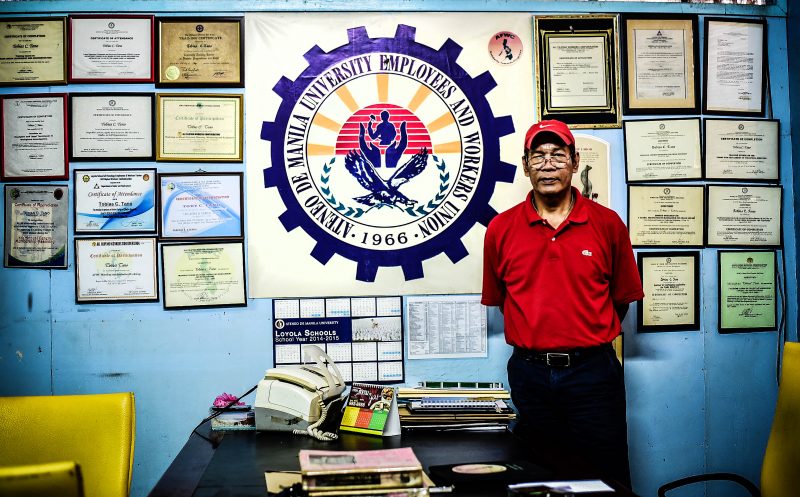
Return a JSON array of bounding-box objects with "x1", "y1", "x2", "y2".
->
[{"x1": 482, "y1": 119, "x2": 643, "y2": 488}]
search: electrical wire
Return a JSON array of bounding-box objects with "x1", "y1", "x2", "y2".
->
[{"x1": 191, "y1": 384, "x2": 257, "y2": 447}]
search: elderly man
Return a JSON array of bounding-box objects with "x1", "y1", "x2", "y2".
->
[{"x1": 482, "y1": 119, "x2": 643, "y2": 487}]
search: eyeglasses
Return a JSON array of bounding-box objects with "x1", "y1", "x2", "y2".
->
[{"x1": 524, "y1": 153, "x2": 572, "y2": 170}]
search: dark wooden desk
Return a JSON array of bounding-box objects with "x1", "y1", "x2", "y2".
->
[{"x1": 150, "y1": 427, "x2": 639, "y2": 497}]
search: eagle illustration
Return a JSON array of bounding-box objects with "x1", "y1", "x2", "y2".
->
[{"x1": 344, "y1": 142, "x2": 429, "y2": 208}]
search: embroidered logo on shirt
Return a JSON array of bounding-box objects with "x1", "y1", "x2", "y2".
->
[{"x1": 581, "y1": 249, "x2": 593, "y2": 257}]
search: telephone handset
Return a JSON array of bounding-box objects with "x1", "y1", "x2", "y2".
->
[{"x1": 254, "y1": 345, "x2": 345, "y2": 441}]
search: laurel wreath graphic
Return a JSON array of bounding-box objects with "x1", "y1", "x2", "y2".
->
[{"x1": 319, "y1": 155, "x2": 450, "y2": 219}]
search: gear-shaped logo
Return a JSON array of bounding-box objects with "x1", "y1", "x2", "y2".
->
[{"x1": 261, "y1": 24, "x2": 515, "y2": 282}]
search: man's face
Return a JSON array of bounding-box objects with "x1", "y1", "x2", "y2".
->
[{"x1": 523, "y1": 141, "x2": 579, "y2": 198}]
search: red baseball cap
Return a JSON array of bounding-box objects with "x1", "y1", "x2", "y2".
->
[{"x1": 524, "y1": 120, "x2": 574, "y2": 149}]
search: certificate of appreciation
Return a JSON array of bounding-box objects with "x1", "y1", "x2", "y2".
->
[
  {"x1": 156, "y1": 94, "x2": 243, "y2": 162},
  {"x1": 69, "y1": 93, "x2": 154, "y2": 161},
  {"x1": 157, "y1": 17, "x2": 243, "y2": 86},
  {"x1": 547, "y1": 35, "x2": 608, "y2": 109},
  {"x1": 4, "y1": 184, "x2": 68, "y2": 269},
  {"x1": 704, "y1": 18, "x2": 766, "y2": 116},
  {"x1": 707, "y1": 185, "x2": 781, "y2": 247},
  {"x1": 704, "y1": 119, "x2": 779, "y2": 182},
  {"x1": 624, "y1": 118, "x2": 702, "y2": 182},
  {"x1": 74, "y1": 169, "x2": 156, "y2": 234},
  {"x1": 628, "y1": 185, "x2": 704, "y2": 247},
  {"x1": 75, "y1": 237, "x2": 158, "y2": 303},
  {"x1": 638, "y1": 251, "x2": 699, "y2": 332},
  {"x1": 535, "y1": 15, "x2": 620, "y2": 128},
  {"x1": 1, "y1": 94, "x2": 68, "y2": 181},
  {"x1": 0, "y1": 17, "x2": 66, "y2": 85},
  {"x1": 69, "y1": 15, "x2": 154, "y2": 83},
  {"x1": 718, "y1": 250, "x2": 776, "y2": 332},
  {"x1": 161, "y1": 241, "x2": 247, "y2": 309},
  {"x1": 159, "y1": 172, "x2": 243, "y2": 239},
  {"x1": 622, "y1": 16, "x2": 698, "y2": 114}
]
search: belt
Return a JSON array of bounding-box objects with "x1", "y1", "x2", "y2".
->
[{"x1": 513, "y1": 343, "x2": 611, "y2": 368}]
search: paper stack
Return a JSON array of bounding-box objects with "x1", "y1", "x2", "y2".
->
[
  {"x1": 299, "y1": 447, "x2": 429, "y2": 496},
  {"x1": 396, "y1": 383, "x2": 516, "y2": 431}
]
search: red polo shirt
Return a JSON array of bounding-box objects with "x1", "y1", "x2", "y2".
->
[{"x1": 482, "y1": 187, "x2": 643, "y2": 351}]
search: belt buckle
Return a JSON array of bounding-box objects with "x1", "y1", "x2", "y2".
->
[{"x1": 546, "y1": 352, "x2": 570, "y2": 367}]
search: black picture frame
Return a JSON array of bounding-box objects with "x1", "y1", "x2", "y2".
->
[
  {"x1": 160, "y1": 241, "x2": 248, "y2": 310},
  {"x1": 628, "y1": 184, "x2": 705, "y2": 248},
  {"x1": 68, "y1": 93, "x2": 155, "y2": 162},
  {"x1": 157, "y1": 172, "x2": 244, "y2": 241},
  {"x1": 623, "y1": 117, "x2": 703, "y2": 183},
  {"x1": 717, "y1": 250, "x2": 777, "y2": 334},
  {"x1": 637, "y1": 250, "x2": 700, "y2": 332},
  {"x1": 705, "y1": 184, "x2": 782, "y2": 248},
  {"x1": 702, "y1": 118, "x2": 780, "y2": 183},
  {"x1": 620, "y1": 14, "x2": 699, "y2": 115},
  {"x1": 702, "y1": 17, "x2": 767, "y2": 117}
]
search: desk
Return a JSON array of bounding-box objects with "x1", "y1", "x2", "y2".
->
[{"x1": 150, "y1": 427, "x2": 639, "y2": 497}]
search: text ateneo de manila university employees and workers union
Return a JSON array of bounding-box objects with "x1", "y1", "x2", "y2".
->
[{"x1": 482, "y1": 119, "x2": 644, "y2": 487}]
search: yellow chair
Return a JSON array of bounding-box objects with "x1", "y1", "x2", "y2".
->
[
  {"x1": 0, "y1": 461, "x2": 84, "y2": 497},
  {"x1": 658, "y1": 342, "x2": 800, "y2": 497},
  {"x1": 0, "y1": 392, "x2": 135, "y2": 497}
]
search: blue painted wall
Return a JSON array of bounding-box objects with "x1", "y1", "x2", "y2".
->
[{"x1": 0, "y1": 2, "x2": 794, "y2": 497}]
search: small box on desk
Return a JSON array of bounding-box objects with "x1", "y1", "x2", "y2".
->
[{"x1": 209, "y1": 405, "x2": 256, "y2": 431}]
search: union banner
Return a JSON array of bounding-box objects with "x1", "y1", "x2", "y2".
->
[{"x1": 245, "y1": 13, "x2": 533, "y2": 297}]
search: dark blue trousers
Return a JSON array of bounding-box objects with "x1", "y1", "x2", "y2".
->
[{"x1": 507, "y1": 344, "x2": 632, "y2": 488}]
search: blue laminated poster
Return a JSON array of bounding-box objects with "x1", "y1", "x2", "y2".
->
[
  {"x1": 74, "y1": 169, "x2": 156, "y2": 234},
  {"x1": 159, "y1": 173, "x2": 243, "y2": 239}
]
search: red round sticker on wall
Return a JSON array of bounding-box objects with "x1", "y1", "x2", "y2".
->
[{"x1": 489, "y1": 31, "x2": 523, "y2": 65}]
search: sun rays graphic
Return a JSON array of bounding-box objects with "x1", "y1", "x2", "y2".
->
[{"x1": 304, "y1": 74, "x2": 462, "y2": 157}]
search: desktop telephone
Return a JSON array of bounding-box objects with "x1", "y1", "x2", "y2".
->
[{"x1": 254, "y1": 345, "x2": 345, "y2": 441}]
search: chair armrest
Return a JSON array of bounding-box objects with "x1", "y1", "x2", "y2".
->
[{"x1": 658, "y1": 472, "x2": 760, "y2": 497}]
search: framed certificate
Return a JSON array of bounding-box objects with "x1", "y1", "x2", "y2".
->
[
  {"x1": 628, "y1": 185, "x2": 704, "y2": 247},
  {"x1": 1, "y1": 94, "x2": 68, "y2": 181},
  {"x1": 0, "y1": 17, "x2": 67, "y2": 86},
  {"x1": 703, "y1": 18, "x2": 767, "y2": 116},
  {"x1": 706, "y1": 185, "x2": 782, "y2": 247},
  {"x1": 161, "y1": 241, "x2": 247, "y2": 310},
  {"x1": 156, "y1": 17, "x2": 243, "y2": 87},
  {"x1": 4, "y1": 184, "x2": 68, "y2": 269},
  {"x1": 156, "y1": 93, "x2": 243, "y2": 162},
  {"x1": 158, "y1": 172, "x2": 243, "y2": 240},
  {"x1": 718, "y1": 250, "x2": 776, "y2": 333},
  {"x1": 535, "y1": 15, "x2": 620, "y2": 128},
  {"x1": 74, "y1": 168, "x2": 157, "y2": 235},
  {"x1": 637, "y1": 251, "x2": 700, "y2": 332},
  {"x1": 621, "y1": 15, "x2": 699, "y2": 115},
  {"x1": 68, "y1": 15, "x2": 154, "y2": 83},
  {"x1": 623, "y1": 118, "x2": 702, "y2": 183},
  {"x1": 704, "y1": 118, "x2": 779, "y2": 182},
  {"x1": 75, "y1": 237, "x2": 159, "y2": 303},
  {"x1": 68, "y1": 93, "x2": 154, "y2": 161}
]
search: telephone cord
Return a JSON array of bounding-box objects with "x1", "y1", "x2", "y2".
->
[{"x1": 293, "y1": 397, "x2": 338, "y2": 441}]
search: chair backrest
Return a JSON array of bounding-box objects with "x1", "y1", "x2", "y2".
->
[
  {"x1": 0, "y1": 461, "x2": 84, "y2": 497},
  {"x1": 0, "y1": 392, "x2": 135, "y2": 497},
  {"x1": 761, "y1": 342, "x2": 800, "y2": 497}
]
